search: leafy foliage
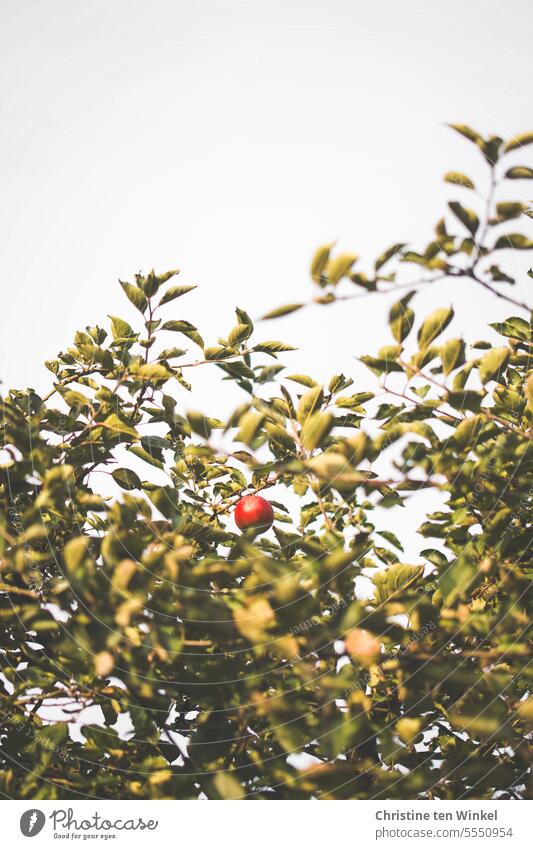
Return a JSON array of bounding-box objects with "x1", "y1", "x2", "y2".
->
[{"x1": 0, "y1": 127, "x2": 532, "y2": 800}]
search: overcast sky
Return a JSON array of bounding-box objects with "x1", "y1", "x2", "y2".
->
[{"x1": 0, "y1": 0, "x2": 532, "y2": 563}]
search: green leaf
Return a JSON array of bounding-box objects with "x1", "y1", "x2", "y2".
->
[
  {"x1": 158, "y1": 284, "x2": 197, "y2": 305},
  {"x1": 300, "y1": 411, "x2": 334, "y2": 450},
  {"x1": 373, "y1": 564, "x2": 424, "y2": 605},
  {"x1": 311, "y1": 243, "x2": 333, "y2": 283},
  {"x1": 360, "y1": 355, "x2": 403, "y2": 376},
  {"x1": 101, "y1": 413, "x2": 139, "y2": 439},
  {"x1": 109, "y1": 315, "x2": 136, "y2": 341},
  {"x1": 235, "y1": 306, "x2": 253, "y2": 328},
  {"x1": 446, "y1": 390, "x2": 484, "y2": 413},
  {"x1": 204, "y1": 346, "x2": 231, "y2": 360},
  {"x1": 187, "y1": 411, "x2": 212, "y2": 439},
  {"x1": 441, "y1": 337, "x2": 465, "y2": 375},
  {"x1": 261, "y1": 303, "x2": 304, "y2": 320},
  {"x1": 453, "y1": 415, "x2": 484, "y2": 450},
  {"x1": 228, "y1": 323, "x2": 253, "y2": 348},
  {"x1": 63, "y1": 536, "x2": 91, "y2": 571},
  {"x1": 253, "y1": 341, "x2": 296, "y2": 354},
  {"x1": 335, "y1": 392, "x2": 374, "y2": 409},
  {"x1": 478, "y1": 346, "x2": 510, "y2": 384},
  {"x1": 418, "y1": 306, "x2": 454, "y2": 348},
  {"x1": 120, "y1": 281, "x2": 148, "y2": 313},
  {"x1": 306, "y1": 452, "x2": 351, "y2": 480},
  {"x1": 326, "y1": 252, "x2": 358, "y2": 284},
  {"x1": 297, "y1": 385, "x2": 324, "y2": 424},
  {"x1": 504, "y1": 166, "x2": 533, "y2": 180},
  {"x1": 525, "y1": 373, "x2": 533, "y2": 414},
  {"x1": 132, "y1": 363, "x2": 173, "y2": 381},
  {"x1": 493, "y1": 233, "x2": 533, "y2": 250},
  {"x1": 448, "y1": 202, "x2": 479, "y2": 236},
  {"x1": 237, "y1": 411, "x2": 264, "y2": 445},
  {"x1": 444, "y1": 172, "x2": 475, "y2": 190},
  {"x1": 494, "y1": 202, "x2": 525, "y2": 221},
  {"x1": 162, "y1": 320, "x2": 204, "y2": 349},
  {"x1": 375, "y1": 242, "x2": 406, "y2": 271},
  {"x1": 210, "y1": 771, "x2": 245, "y2": 800},
  {"x1": 128, "y1": 444, "x2": 165, "y2": 470},
  {"x1": 489, "y1": 317, "x2": 531, "y2": 342},
  {"x1": 328, "y1": 373, "x2": 354, "y2": 395},
  {"x1": 112, "y1": 468, "x2": 142, "y2": 490},
  {"x1": 447, "y1": 123, "x2": 482, "y2": 145},
  {"x1": 286, "y1": 374, "x2": 318, "y2": 388},
  {"x1": 439, "y1": 548, "x2": 477, "y2": 605},
  {"x1": 377, "y1": 530, "x2": 404, "y2": 551},
  {"x1": 504, "y1": 131, "x2": 533, "y2": 152},
  {"x1": 158, "y1": 347, "x2": 187, "y2": 359},
  {"x1": 389, "y1": 291, "x2": 415, "y2": 343}
]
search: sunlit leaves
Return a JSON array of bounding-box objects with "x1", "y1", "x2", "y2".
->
[
  {"x1": 489, "y1": 317, "x2": 531, "y2": 341},
  {"x1": 101, "y1": 413, "x2": 139, "y2": 439},
  {"x1": 300, "y1": 410, "x2": 334, "y2": 450},
  {"x1": 418, "y1": 306, "x2": 454, "y2": 348},
  {"x1": 326, "y1": 252, "x2": 358, "y2": 284},
  {"x1": 389, "y1": 291, "x2": 415, "y2": 343},
  {"x1": 252, "y1": 340, "x2": 296, "y2": 355},
  {"x1": 441, "y1": 337, "x2": 465, "y2": 375},
  {"x1": 120, "y1": 280, "x2": 148, "y2": 313},
  {"x1": 237, "y1": 411, "x2": 264, "y2": 445},
  {"x1": 158, "y1": 284, "x2": 197, "y2": 305},
  {"x1": 109, "y1": 315, "x2": 136, "y2": 341},
  {"x1": 478, "y1": 346, "x2": 510, "y2": 384},
  {"x1": 162, "y1": 320, "x2": 204, "y2": 349},
  {"x1": 186, "y1": 410, "x2": 212, "y2": 439},
  {"x1": 297, "y1": 385, "x2": 324, "y2": 424}
]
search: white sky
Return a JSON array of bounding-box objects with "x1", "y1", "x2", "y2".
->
[{"x1": 0, "y1": 0, "x2": 532, "y2": 559}]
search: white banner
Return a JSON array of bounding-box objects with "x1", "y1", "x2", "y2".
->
[{"x1": 2, "y1": 799, "x2": 531, "y2": 848}]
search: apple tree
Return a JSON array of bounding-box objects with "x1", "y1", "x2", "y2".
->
[{"x1": 0, "y1": 125, "x2": 532, "y2": 800}]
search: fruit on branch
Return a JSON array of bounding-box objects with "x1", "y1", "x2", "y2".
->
[{"x1": 234, "y1": 495, "x2": 274, "y2": 533}]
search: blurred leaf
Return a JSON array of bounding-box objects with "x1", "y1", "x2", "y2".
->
[
  {"x1": 261, "y1": 303, "x2": 304, "y2": 320},
  {"x1": 418, "y1": 306, "x2": 454, "y2": 348},
  {"x1": 112, "y1": 468, "x2": 142, "y2": 491},
  {"x1": 493, "y1": 233, "x2": 533, "y2": 250},
  {"x1": 478, "y1": 346, "x2": 510, "y2": 384},
  {"x1": 300, "y1": 411, "x2": 334, "y2": 450},
  {"x1": 504, "y1": 131, "x2": 533, "y2": 152},
  {"x1": 373, "y1": 564, "x2": 424, "y2": 604},
  {"x1": 444, "y1": 172, "x2": 475, "y2": 189},
  {"x1": 504, "y1": 166, "x2": 533, "y2": 179},
  {"x1": 448, "y1": 202, "x2": 479, "y2": 235},
  {"x1": 389, "y1": 291, "x2": 415, "y2": 343}
]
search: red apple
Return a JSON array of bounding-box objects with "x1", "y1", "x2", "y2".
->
[{"x1": 234, "y1": 495, "x2": 274, "y2": 533}]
